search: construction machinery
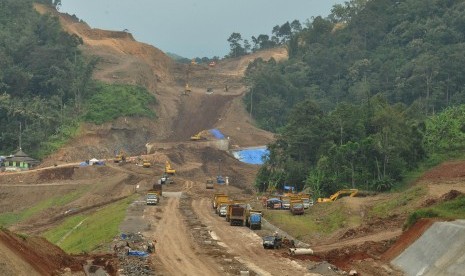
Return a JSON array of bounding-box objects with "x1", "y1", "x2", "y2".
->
[
  {"x1": 184, "y1": 83, "x2": 192, "y2": 95},
  {"x1": 146, "y1": 192, "x2": 159, "y2": 205},
  {"x1": 227, "y1": 203, "x2": 248, "y2": 226},
  {"x1": 245, "y1": 209, "x2": 262, "y2": 230},
  {"x1": 190, "y1": 130, "x2": 208, "y2": 141},
  {"x1": 113, "y1": 150, "x2": 126, "y2": 163},
  {"x1": 142, "y1": 159, "x2": 151, "y2": 168},
  {"x1": 212, "y1": 194, "x2": 229, "y2": 211},
  {"x1": 317, "y1": 189, "x2": 359, "y2": 203},
  {"x1": 205, "y1": 178, "x2": 214, "y2": 189},
  {"x1": 146, "y1": 183, "x2": 162, "y2": 205},
  {"x1": 165, "y1": 161, "x2": 176, "y2": 175}
]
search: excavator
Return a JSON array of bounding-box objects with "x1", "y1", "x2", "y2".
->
[
  {"x1": 165, "y1": 161, "x2": 176, "y2": 175},
  {"x1": 317, "y1": 189, "x2": 359, "y2": 203},
  {"x1": 113, "y1": 150, "x2": 126, "y2": 163},
  {"x1": 190, "y1": 130, "x2": 208, "y2": 141}
]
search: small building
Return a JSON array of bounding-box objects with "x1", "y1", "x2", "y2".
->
[{"x1": 2, "y1": 149, "x2": 39, "y2": 171}]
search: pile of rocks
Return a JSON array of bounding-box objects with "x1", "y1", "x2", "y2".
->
[{"x1": 113, "y1": 232, "x2": 155, "y2": 276}]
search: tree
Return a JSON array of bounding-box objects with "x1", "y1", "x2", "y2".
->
[{"x1": 227, "y1": 32, "x2": 245, "y2": 58}]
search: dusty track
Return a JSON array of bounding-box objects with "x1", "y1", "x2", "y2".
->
[
  {"x1": 145, "y1": 193, "x2": 222, "y2": 276},
  {"x1": 193, "y1": 198, "x2": 310, "y2": 275}
]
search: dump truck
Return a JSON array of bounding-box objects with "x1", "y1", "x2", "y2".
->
[
  {"x1": 245, "y1": 210, "x2": 262, "y2": 230},
  {"x1": 227, "y1": 203, "x2": 247, "y2": 226},
  {"x1": 150, "y1": 183, "x2": 163, "y2": 197},
  {"x1": 317, "y1": 189, "x2": 359, "y2": 203},
  {"x1": 165, "y1": 161, "x2": 175, "y2": 175},
  {"x1": 212, "y1": 194, "x2": 229, "y2": 212},
  {"x1": 206, "y1": 179, "x2": 214, "y2": 189},
  {"x1": 146, "y1": 183, "x2": 162, "y2": 205},
  {"x1": 145, "y1": 192, "x2": 159, "y2": 205},
  {"x1": 290, "y1": 200, "x2": 304, "y2": 215}
]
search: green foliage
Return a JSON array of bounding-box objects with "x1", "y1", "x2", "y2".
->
[
  {"x1": 404, "y1": 209, "x2": 439, "y2": 230},
  {"x1": 251, "y1": 0, "x2": 465, "y2": 195},
  {"x1": 264, "y1": 205, "x2": 347, "y2": 240},
  {"x1": 0, "y1": 0, "x2": 95, "y2": 158},
  {"x1": 43, "y1": 196, "x2": 134, "y2": 253},
  {"x1": 404, "y1": 195, "x2": 465, "y2": 230},
  {"x1": 424, "y1": 105, "x2": 465, "y2": 154},
  {"x1": 370, "y1": 186, "x2": 427, "y2": 218},
  {"x1": 83, "y1": 83, "x2": 156, "y2": 124}
]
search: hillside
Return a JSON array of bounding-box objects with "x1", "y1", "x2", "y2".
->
[{"x1": 1, "y1": 2, "x2": 464, "y2": 276}]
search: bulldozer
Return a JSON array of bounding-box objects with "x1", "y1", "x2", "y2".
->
[
  {"x1": 142, "y1": 159, "x2": 151, "y2": 168},
  {"x1": 317, "y1": 189, "x2": 359, "y2": 203},
  {"x1": 165, "y1": 161, "x2": 176, "y2": 175},
  {"x1": 190, "y1": 130, "x2": 208, "y2": 141}
]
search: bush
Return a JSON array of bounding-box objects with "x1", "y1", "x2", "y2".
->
[
  {"x1": 83, "y1": 83, "x2": 156, "y2": 124},
  {"x1": 404, "y1": 209, "x2": 439, "y2": 230}
]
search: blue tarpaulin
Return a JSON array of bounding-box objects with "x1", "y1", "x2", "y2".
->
[
  {"x1": 232, "y1": 147, "x2": 269, "y2": 165},
  {"x1": 209, "y1": 129, "x2": 225, "y2": 139},
  {"x1": 128, "y1": 250, "x2": 149, "y2": 257}
]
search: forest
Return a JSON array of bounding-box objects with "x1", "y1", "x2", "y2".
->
[
  {"x1": 244, "y1": 0, "x2": 465, "y2": 195},
  {"x1": 0, "y1": 0, "x2": 155, "y2": 158}
]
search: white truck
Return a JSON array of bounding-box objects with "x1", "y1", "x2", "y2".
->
[{"x1": 146, "y1": 193, "x2": 159, "y2": 205}]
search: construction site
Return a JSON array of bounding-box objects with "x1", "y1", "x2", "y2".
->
[{"x1": 0, "y1": 4, "x2": 465, "y2": 276}]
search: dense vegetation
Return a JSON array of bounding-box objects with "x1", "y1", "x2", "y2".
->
[
  {"x1": 0, "y1": 0, "x2": 156, "y2": 159},
  {"x1": 247, "y1": 0, "x2": 465, "y2": 196}
]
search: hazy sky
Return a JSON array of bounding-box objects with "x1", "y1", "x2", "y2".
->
[{"x1": 60, "y1": 0, "x2": 344, "y2": 58}]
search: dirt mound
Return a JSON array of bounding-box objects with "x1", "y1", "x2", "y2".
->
[
  {"x1": 0, "y1": 229, "x2": 84, "y2": 275},
  {"x1": 418, "y1": 161, "x2": 465, "y2": 181},
  {"x1": 440, "y1": 189, "x2": 463, "y2": 201},
  {"x1": 339, "y1": 215, "x2": 405, "y2": 240}
]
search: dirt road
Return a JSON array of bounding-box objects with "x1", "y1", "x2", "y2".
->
[
  {"x1": 193, "y1": 198, "x2": 311, "y2": 276},
  {"x1": 145, "y1": 192, "x2": 222, "y2": 276}
]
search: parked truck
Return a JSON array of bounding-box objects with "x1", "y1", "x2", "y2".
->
[
  {"x1": 212, "y1": 194, "x2": 229, "y2": 213},
  {"x1": 227, "y1": 203, "x2": 247, "y2": 226},
  {"x1": 206, "y1": 179, "x2": 214, "y2": 189},
  {"x1": 151, "y1": 183, "x2": 163, "y2": 197},
  {"x1": 146, "y1": 183, "x2": 162, "y2": 205},
  {"x1": 245, "y1": 210, "x2": 262, "y2": 230},
  {"x1": 145, "y1": 192, "x2": 159, "y2": 205}
]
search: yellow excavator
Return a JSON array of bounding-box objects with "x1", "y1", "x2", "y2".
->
[
  {"x1": 190, "y1": 130, "x2": 208, "y2": 141},
  {"x1": 165, "y1": 161, "x2": 176, "y2": 175},
  {"x1": 317, "y1": 189, "x2": 359, "y2": 203},
  {"x1": 113, "y1": 150, "x2": 126, "y2": 163}
]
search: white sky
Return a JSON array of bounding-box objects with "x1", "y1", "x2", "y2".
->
[{"x1": 60, "y1": 0, "x2": 344, "y2": 58}]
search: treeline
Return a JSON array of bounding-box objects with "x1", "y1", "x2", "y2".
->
[
  {"x1": 246, "y1": 0, "x2": 465, "y2": 195},
  {"x1": 226, "y1": 20, "x2": 302, "y2": 58},
  {"x1": 0, "y1": 0, "x2": 155, "y2": 159}
]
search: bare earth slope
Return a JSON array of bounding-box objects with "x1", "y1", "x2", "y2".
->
[{"x1": 3, "y1": 4, "x2": 464, "y2": 276}]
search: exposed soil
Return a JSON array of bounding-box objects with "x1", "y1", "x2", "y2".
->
[{"x1": 1, "y1": 4, "x2": 464, "y2": 276}]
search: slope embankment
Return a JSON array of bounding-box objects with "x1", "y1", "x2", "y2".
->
[{"x1": 391, "y1": 219, "x2": 465, "y2": 275}]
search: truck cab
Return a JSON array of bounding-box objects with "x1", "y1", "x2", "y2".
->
[{"x1": 146, "y1": 193, "x2": 159, "y2": 205}]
